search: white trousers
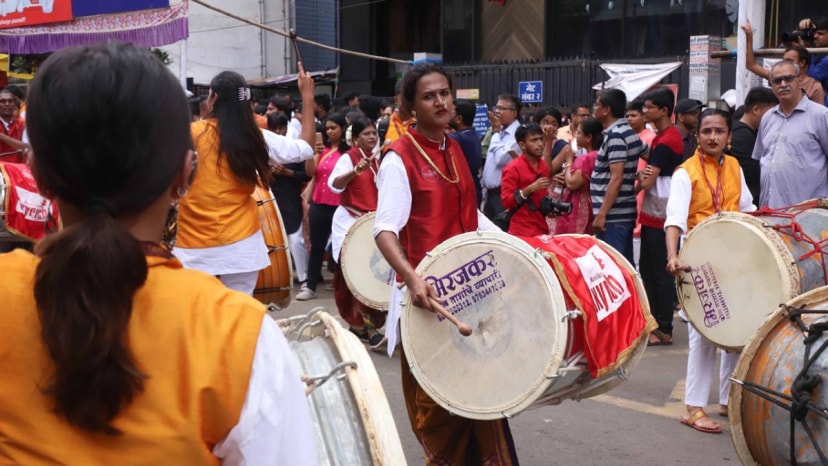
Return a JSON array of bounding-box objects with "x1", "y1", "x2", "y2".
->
[
  {"x1": 220, "y1": 270, "x2": 260, "y2": 296},
  {"x1": 287, "y1": 228, "x2": 308, "y2": 283},
  {"x1": 684, "y1": 322, "x2": 740, "y2": 407}
]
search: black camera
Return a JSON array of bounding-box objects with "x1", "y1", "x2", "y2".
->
[
  {"x1": 540, "y1": 197, "x2": 572, "y2": 216},
  {"x1": 782, "y1": 26, "x2": 816, "y2": 43}
]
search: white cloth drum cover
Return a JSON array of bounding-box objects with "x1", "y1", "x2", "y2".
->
[
  {"x1": 340, "y1": 212, "x2": 395, "y2": 310},
  {"x1": 677, "y1": 202, "x2": 828, "y2": 351}
]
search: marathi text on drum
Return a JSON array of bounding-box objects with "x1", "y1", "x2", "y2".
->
[
  {"x1": 436, "y1": 270, "x2": 507, "y2": 321},
  {"x1": 690, "y1": 262, "x2": 731, "y2": 328},
  {"x1": 425, "y1": 249, "x2": 498, "y2": 297}
]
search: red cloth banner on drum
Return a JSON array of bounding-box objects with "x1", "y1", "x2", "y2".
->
[
  {"x1": 522, "y1": 235, "x2": 653, "y2": 377},
  {"x1": 0, "y1": 162, "x2": 59, "y2": 241}
]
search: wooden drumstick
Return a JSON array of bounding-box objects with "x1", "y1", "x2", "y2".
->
[
  {"x1": 428, "y1": 296, "x2": 473, "y2": 336},
  {"x1": 288, "y1": 29, "x2": 304, "y2": 71}
]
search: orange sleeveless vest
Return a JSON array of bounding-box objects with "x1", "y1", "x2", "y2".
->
[
  {"x1": 177, "y1": 120, "x2": 260, "y2": 248},
  {"x1": 0, "y1": 250, "x2": 264, "y2": 465},
  {"x1": 681, "y1": 153, "x2": 743, "y2": 231}
]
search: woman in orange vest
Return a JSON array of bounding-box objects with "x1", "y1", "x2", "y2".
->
[
  {"x1": 174, "y1": 70, "x2": 317, "y2": 295},
  {"x1": 665, "y1": 108, "x2": 756, "y2": 435},
  {"x1": 327, "y1": 116, "x2": 386, "y2": 347},
  {"x1": 1, "y1": 42, "x2": 315, "y2": 465}
]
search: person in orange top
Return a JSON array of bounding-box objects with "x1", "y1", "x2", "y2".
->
[
  {"x1": 381, "y1": 80, "x2": 415, "y2": 150},
  {"x1": 665, "y1": 109, "x2": 755, "y2": 435},
  {"x1": 0, "y1": 41, "x2": 315, "y2": 465},
  {"x1": 174, "y1": 69, "x2": 317, "y2": 295}
]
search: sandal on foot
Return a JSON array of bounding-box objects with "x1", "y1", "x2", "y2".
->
[
  {"x1": 648, "y1": 329, "x2": 673, "y2": 346},
  {"x1": 718, "y1": 405, "x2": 729, "y2": 418},
  {"x1": 680, "y1": 409, "x2": 722, "y2": 434}
]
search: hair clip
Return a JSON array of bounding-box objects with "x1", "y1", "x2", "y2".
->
[{"x1": 237, "y1": 87, "x2": 251, "y2": 102}]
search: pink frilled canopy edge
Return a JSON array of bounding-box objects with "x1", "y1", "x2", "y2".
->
[{"x1": 0, "y1": 1, "x2": 189, "y2": 54}]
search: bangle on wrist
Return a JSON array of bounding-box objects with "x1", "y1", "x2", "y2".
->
[{"x1": 518, "y1": 189, "x2": 528, "y2": 200}]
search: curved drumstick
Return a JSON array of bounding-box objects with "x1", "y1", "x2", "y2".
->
[{"x1": 428, "y1": 296, "x2": 473, "y2": 336}]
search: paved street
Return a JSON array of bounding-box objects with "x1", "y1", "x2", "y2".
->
[{"x1": 273, "y1": 278, "x2": 742, "y2": 466}]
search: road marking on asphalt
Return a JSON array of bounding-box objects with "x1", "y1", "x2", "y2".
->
[
  {"x1": 587, "y1": 379, "x2": 731, "y2": 431},
  {"x1": 589, "y1": 379, "x2": 686, "y2": 419}
]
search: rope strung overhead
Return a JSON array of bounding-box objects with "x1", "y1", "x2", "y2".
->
[{"x1": 189, "y1": 0, "x2": 411, "y2": 65}]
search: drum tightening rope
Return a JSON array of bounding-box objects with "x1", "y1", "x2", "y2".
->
[
  {"x1": 750, "y1": 200, "x2": 828, "y2": 287},
  {"x1": 733, "y1": 305, "x2": 828, "y2": 466}
]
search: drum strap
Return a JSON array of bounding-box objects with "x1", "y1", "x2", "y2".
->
[{"x1": 734, "y1": 304, "x2": 828, "y2": 465}]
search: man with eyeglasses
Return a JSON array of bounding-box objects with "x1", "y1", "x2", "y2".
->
[
  {"x1": 481, "y1": 94, "x2": 522, "y2": 219},
  {"x1": 752, "y1": 60, "x2": 828, "y2": 209}
]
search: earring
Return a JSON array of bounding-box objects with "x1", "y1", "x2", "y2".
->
[
  {"x1": 177, "y1": 186, "x2": 189, "y2": 198},
  {"x1": 412, "y1": 110, "x2": 417, "y2": 119},
  {"x1": 161, "y1": 201, "x2": 180, "y2": 250}
]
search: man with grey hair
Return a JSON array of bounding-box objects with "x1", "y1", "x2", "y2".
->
[{"x1": 752, "y1": 60, "x2": 828, "y2": 208}]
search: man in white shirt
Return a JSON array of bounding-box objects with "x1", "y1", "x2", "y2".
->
[{"x1": 481, "y1": 94, "x2": 522, "y2": 218}]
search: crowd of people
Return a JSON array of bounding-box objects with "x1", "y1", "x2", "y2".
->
[{"x1": 1, "y1": 15, "x2": 828, "y2": 464}]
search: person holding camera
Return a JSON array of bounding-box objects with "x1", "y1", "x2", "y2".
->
[
  {"x1": 796, "y1": 17, "x2": 828, "y2": 105},
  {"x1": 741, "y1": 20, "x2": 825, "y2": 105},
  {"x1": 500, "y1": 123, "x2": 552, "y2": 236}
]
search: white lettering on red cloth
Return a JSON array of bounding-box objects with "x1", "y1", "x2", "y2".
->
[{"x1": 1, "y1": 162, "x2": 59, "y2": 240}]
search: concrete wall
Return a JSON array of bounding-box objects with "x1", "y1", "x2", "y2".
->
[{"x1": 161, "y1": 0, "x2": 291, "y2": 86}]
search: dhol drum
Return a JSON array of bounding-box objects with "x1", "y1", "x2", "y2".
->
[
  {"x1": 677, "y1": 200, "x2": 828, "y2": 351},
  {"x1": 729, "y1": 286, "x2": 828, "y2": 466},
  {"x1": 401, "y1": 231, "x2": 652, "y2": 420},
  {"x1": 340, "y1": 212, "x2": 395, "y2": 310},
  {"x1": 281, "y1": 309, "x2": 407, "y2": 466},
  {"x1": 253, "y1": 186, "x2": 293, "y2": 309}
]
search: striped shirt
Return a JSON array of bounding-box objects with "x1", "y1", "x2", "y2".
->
[{"x1": 590, "y1": 118, "x2": 648, "y2": 223}]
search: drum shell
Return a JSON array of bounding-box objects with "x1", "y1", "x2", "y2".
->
[
  {"x1": 677, "y1": 203, "x2": 828, "y2": 351},
  {"x1": 401, "y1": 232, "x2": 649, "y2": 420},
  {"x1": 729, "y1": 287, "x2": 828, "y2": 466},
  {"x1": 252, "y1": 187, "x2": 293, "y2": 308},
  {"x1": 285, "y1": 311, "x2": 406, "y2": 465},
  {"x1": 340, "y1": 212, "x2": 395, "y2": 310}
]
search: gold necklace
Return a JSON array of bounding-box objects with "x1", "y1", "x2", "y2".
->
[{"x1": 405, "y1": 133, "x2": 460, "y2": 184}]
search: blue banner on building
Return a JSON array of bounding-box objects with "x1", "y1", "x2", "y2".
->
[{"x1": 73, "y1": 0, "x2": 170, "y2": 18}]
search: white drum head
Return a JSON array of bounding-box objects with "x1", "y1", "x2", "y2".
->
[
  {"x1": 402, "y1": 231, "x2": 569, "y2": 420},
  {"x1": 678, "y1": 212, "x2": 798, "y2": 351},
  {"x1": 340, "y1": 212, "x2": 394, "y2": 310}
]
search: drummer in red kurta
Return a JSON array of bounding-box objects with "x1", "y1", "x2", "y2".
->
[
  {"x1": 328, "y1": 117, "x2": 387, "y2": 348},
  {"x1": 0, "y1": 89, "x2": 27, "y2": 163},
  {"x1": 500, "y1": 123, "x2": 552, "y2": 236},
  {"x1": 374, "y1": 63, "x2": 518, "y2": 465}
]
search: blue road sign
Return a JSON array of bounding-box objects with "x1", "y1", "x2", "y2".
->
[{"x1": 518, "y1": 81, "x2": 543, "y2": 103}]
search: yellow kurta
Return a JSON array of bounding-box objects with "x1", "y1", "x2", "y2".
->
[{"x1": 0, "y1": 250, "x2": 264, "y2": 465}]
